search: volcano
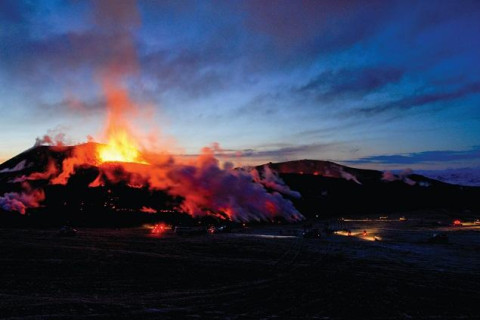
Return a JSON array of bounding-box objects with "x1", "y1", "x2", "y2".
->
[
  {"x1": 1, "y1": 145, "x2": 479, "y2": 226},
  {"x1": 0, "y1": 143, "x2": 303, "y2": 226}
]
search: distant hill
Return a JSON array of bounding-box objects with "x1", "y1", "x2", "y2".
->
[
  {"x1": 255, "y1": 160, "x2": 479, "y2": 217},
  {"x1": 256, "y1": 159, "x2": 446, "y2": 186},
  {"x1": 256, "y1": 159, "x2": 377, "y2": 184}
]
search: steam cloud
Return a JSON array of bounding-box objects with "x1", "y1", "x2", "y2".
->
[
  {"x1": 34, "y1": 133, "x2": 67, "y2": 147},
  {"x1": 0, "y1": 183, "x2": 45, "y2": 214},
  {"x1": 89, "y1": 145, "x2": 302, "y2": 222},
  {"x1": 382, "y1": 169, "x2": 416, "y2": 186}
]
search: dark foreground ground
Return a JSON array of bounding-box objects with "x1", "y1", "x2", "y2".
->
[{"x1": 1, "y1": 215, "x2": 479, "y2": 319}]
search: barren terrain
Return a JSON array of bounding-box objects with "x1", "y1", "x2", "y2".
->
[{"x1": 1, "y1": 214, "x2": 479, "y2": 319}]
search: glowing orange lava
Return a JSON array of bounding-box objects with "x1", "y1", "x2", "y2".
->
[
  {"x1": 96, "y1": 77, "x2": 148, "y2": 164},
  {"x1": 97, "y1": 129, "x2": 147, "y2": 164}
]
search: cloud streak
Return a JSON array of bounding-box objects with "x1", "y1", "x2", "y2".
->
[
  {"x1": 299, "y1": 67, "x2": 404, "y2": 98},
  {"x1": 346, "y1": 146, "x2": 480, "y2": 165},
  {"x1": 357, "y1": 82, "x2": 480, "y2": 116}
]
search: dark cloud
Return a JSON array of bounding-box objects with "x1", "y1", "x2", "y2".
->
[
  {"x1": 92, "y1": 0, "x2": 139, "y2": 79},
  {"x1": 0, "y1": 0, "x2": 139, "y2": 83},
  {"x1": 346, "y1": 146, "x2": 480, "y2": 165},
  {"x1": 243, "y1": 0, "x2": 390, "y2": 54},
  {"x1": 93, "y1": 0, "x2": 139, "y2": 29},
  {"x1": 239, "y1": 143, "x2": 339, "y2": 159},
  {"x1": 0, "y1": 0, "x2": 30, "y2": 23},
  {"x1": 0, "y1": 0, "x2": 34, "y2": 65},
  {"x1": 38, "y1": 97, "x2": 105, "y2": 117},
  {"x1": 185, "y1": 142, "x2": 339, "y2": 161},
  {"x1": 233, "y1": 92, "x2": 283, "y2": 118},
  {"x1": 139, "y1": 0, "x2": 395, "y2": 99},
  {"x1": 299, "y1": 67, "x2": 404, "y2": 97},
  {"x1": 141, "y1": 48, "x2": 235, "y2": 98},
  {"x1": 292, "y1": 122, "x2": 361, "y2": 140},
  {"x1": 357, "y1": 82, "x2": 480, "y2": 116},
  {"x1": 1, "y1": 29, "x2": 130, "y2": 85}
]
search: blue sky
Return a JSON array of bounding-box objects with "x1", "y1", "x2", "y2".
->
[{"x1": 1, "y1": 0, "x2": 479, "y2": 169}]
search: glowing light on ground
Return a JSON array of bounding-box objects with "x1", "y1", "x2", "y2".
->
[
  {"x1": 334, "y1": 230, "x2": 382, "y2": 241},
  {"x1": 151, "y1": 223, "x2": 170, "y2": 234}
]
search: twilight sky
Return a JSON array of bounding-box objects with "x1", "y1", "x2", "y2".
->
[{"x1": 1, "y1": 0, "x2": 479, "y2": 170}]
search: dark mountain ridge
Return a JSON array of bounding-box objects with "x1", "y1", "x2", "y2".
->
[{"x1": 256, "y1": 160, "x2": 479, "y2": 217}]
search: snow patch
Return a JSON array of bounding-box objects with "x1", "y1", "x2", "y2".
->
[
  {"x1": 418, "y1": 167, "x2": 480, "y2": 187},
  {"x1": 0, "y1": 160, "x2": 29, "y2": 173}
]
